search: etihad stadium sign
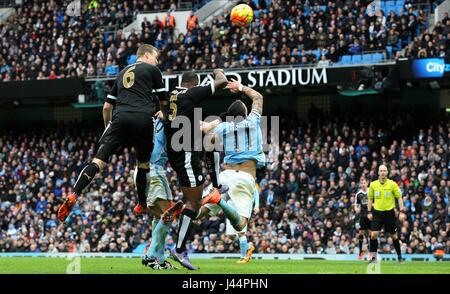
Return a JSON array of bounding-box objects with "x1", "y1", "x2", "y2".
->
[{"x1": 161, "y1": 66, "x2": 329, "y2": 90}]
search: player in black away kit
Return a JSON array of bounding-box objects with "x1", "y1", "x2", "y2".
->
[
  {"x1": 354, "y1": 176, "x2": 370, "y2": 260},
  {"x1": 161, "y1": 69, "x2": 228, "y2": 270},
  {"x1": 58, "y1": 44, "x2": 168, "y2": 222}
]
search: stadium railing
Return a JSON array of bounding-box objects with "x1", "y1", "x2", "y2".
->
[
  {"x1": 0, "y1": 0, "x2": 13, "y2": 8},
  {"x1": 139, "y1": 1, "x2": 193, "y2": 13},
  {"x1": 84, "y1": 59, "x2": 397, "y2": 81}
]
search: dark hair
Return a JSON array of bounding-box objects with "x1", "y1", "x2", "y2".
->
[
  {"x1": 136, "y1": 44, "x2": 158, "y2": 57},
  {"x1": 227, "y1": 100, "x2": 247, "y2": 118},
  {"x1": 181, "y1": 71, "x2": 199, "y2": 86}
]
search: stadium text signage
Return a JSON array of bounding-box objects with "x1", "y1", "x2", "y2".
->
[
  {"x1": 162, "y1": 67, "x2": 328, "y2": 90},
  {"x1": 412, "y1": 58, "x2": 450, "y2": 78}
]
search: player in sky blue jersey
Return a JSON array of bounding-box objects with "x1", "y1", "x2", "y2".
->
[
  {"x1": 141, "y1": 114, "x2": 176, "y2": 270},
  {"x1": 201, "y1": 78, "x2": 266, "y2": 263}
]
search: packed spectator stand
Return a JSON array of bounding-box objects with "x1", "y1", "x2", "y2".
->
[
  {"x1": 0, "y1": 0, "x2": 448, "y2": 81},
  {"x1": 1, "y1": 113, "x2": 448, "y2": 255}
]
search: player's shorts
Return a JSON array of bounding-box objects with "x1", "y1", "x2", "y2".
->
[
  {"x1": 219, "y1": 169, "x2": 255, "y2": 219},
  {"x1": 370, "y1": 209, "x2": 397, "y2": 233},
  {"x1": 202, "y1": 180, "x2": 259, "y2": 235},
  {"x1": 97, "y1": 111, "x2": 154, "y2": 163},
  {"x1": 146, "y1": 164, "x2": 172, "y2": 207},
  {"x1": 167, "y1": 149, "x2": 204, "y2": 188},
  {"x1": 359, "y1": 216, "x2": 371, "y2": 231}
]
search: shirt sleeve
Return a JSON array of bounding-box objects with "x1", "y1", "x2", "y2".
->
[
  {"x1": 106, "y1": 80, "x2": 118, "y2": 105},
  {"x1": 189, "y1": 84, "x2": 215, "y2": 104},
  {"x1": 247, "y1": 109, "x2": 261, "y2": 124},
  {"x1": 368, "y1": 184, "x2": 374, "y2": 201},
  {"x1": 151, "y1": 65, "x2": 168, "y2": 101},
  {"x1": 355, "y1": 193, "x2": 361, "y2": 205},
  {"x1": 392, "y1": 181, "x2": 402, "y2": 199},
  {"x1": 212, "y1": 122, "x2": 225, "y2": 136}
]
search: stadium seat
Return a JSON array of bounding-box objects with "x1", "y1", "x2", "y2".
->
[
  {"x1": 352, "y1": 54, "x2": 362, "y2": 64},
  {"x1": 105, "y1": 65, "x2": 119, "y2": 76},
  {"x1": 372, "y1": 53, "x2": 384, "y2": 62},
  {"x1": 362, "y1": 54, "x2": 372, "y2": 64},
  {"x1": 386, "y1": 0, "x2": 396, "y2": 6},
  {"x1": 127, "y1": 55, "x2": 137, "y2": 65},
  {"x1": 313, "y1": 49, "x2": 321, "y2": 60},
  {"x1": 341, "y1": 55, "x2": 352, "y2": 64},
  {"x1": 396, "y1": 0, "x2": 404, "y2": 7},
  {"x1": 303, "y1": 5, "x2": 310, "y2": 16}
]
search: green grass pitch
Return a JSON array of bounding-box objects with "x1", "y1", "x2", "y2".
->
[{"x1": 0, "y1": 257, "x2": 449, "y2": 274}]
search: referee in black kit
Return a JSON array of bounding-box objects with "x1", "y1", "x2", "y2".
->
[
  {"x1": 57, "y1": 44, "x2": 168, "y2": 222},
  {"x1": 367, "y1": 164, "x2": 407, "y2": 263}
]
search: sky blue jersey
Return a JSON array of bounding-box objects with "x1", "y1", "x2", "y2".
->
[{"x1": 213, "y1": 109, "x2": 266, "y2": 168}]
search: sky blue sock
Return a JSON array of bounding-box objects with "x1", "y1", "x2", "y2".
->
[
  {"x1": 154, "y1": 219, "x2": 170, "y2": 263},
  {"x1": 217, "y1": 199, "x2": 241, "y2": 229},
  {"x1": 239, "y1": 235, "x2": 249, "y2": 258},
  {"x1": 147, "y1": 221, "x2": 160, "y2": 259}
]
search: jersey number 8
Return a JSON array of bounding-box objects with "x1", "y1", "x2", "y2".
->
[{"x1": 123, "y1": 66, "x2": 136, "y2": 88}]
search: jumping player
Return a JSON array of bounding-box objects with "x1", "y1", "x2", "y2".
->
[
  {"x1": 141, "y1": 113, "x2": 176, "y2": 270},
  {"x1": 201, "y1": 79, "x2": 266, "y2": 264},
  {"x1": 57, "y1": 44, "x2": 168, "y2": 222},
  {"x1": 161, "y1": 69, "x2": 228, "y2": 270}
]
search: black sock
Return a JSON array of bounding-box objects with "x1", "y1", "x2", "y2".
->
[
  {"x1": 204, "y1": 151, "x2": 220, "y2": 188},
  {"x1": 135, "y1": 167, "x2": 150, "y2": 206},
  {"x1": 74, "y1": 163, "x2": 99, "y2": 196},
  {"x1": 358, "y1": 235, "x2": 364, "y2": 252},
  {"x1": 393, "y1": 238, "x2": 402, "y2": 259},
  {"x1": 176, "y1": 208, "x2": 196, "y2": 253},
  {"x1": 369, "y1": 238, "x2": 378, "y2": 255}
]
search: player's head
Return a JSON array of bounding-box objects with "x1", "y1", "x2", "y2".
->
[
  {"x1": 180, "y1": 71, "x2": 199, "y2": 88},
  {"x1": 359, "y1": 176, "x2": 368, "y2": 189},
  {"x1": 136, "y1": 44, "x2": 159, "y2": 65},
  {"x1": 378, "y1": 164, "x2": 388, "y2": 180},
  {"x1": 226, "y1": 99, "x2": 247, "y2": 118}
]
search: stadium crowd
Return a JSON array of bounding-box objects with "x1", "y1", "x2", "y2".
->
[
  {"x1": 0, "y1": 113, "x2": 448, "y2": 256},
  {"x1": 1, "y1": 0, "x2": 448, "y2": 81}
]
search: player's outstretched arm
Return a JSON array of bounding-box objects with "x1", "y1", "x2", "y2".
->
[
  {"x1": 213, "y1": 68, "x2": 228, "y2": 91},
  {"x1": 200, "y1": 119, "x2": 221, "y2": 134},
  {"x1": 225, "y1": 79, "x2": 263, "y2": 115}
]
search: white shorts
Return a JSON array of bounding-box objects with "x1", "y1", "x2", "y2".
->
[
  {"x1": 146, "y1": 164, "x2": 172, "y2": 207},
  {"x1": 219, "y1": 169, "x2": 255, "y2": 219},
  {"x1": 202, "y1": 170, "x2": 255, "y2": 235}
]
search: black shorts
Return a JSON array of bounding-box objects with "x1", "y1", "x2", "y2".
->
[
  {"x1": 370, "y1": 209, "x2": 397, "y2": 234},
  {"x1": 167, "y1": 149, "x2": 204, "y2": 188},
  {"x1": 359, "y1": 216, "x2": 371, "y2": 231},
  {"x1": 96, "y1": 111, "x2": 154, "y2": 163}
]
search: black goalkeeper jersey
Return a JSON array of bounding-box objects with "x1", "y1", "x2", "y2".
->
[{"x1": 106, "y1": 61, "x2": 167, "y2": 114}]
